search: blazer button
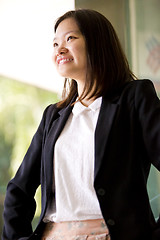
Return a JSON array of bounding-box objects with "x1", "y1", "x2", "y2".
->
[
  {"x1": 97, "y1": 188, "x2": 106, "y2": 196},
  {"x1": 107, "y1": 219, "x2": 115, "y2": 226}
]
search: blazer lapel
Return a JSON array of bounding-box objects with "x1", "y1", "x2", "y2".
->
[
  {"x1": 94, "y1": 97, "x2": 119, "y2": 179},
  {"x1": 43, "y1": 95, "x2": 118, "y2": 195},
  {"x1": 44, "y1": 102, "x2": 74, "y2": 196}
]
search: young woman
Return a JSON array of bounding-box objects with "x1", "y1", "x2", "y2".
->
[{"x1": 2, "y1": 9, "x2": 160, "y2": 240}]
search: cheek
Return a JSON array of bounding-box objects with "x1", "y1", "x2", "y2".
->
[
  {"x1": 80, "y1": 49, "x2": 88, "y2": 66},
  {"x1": 51, "y1": 50, "x2": 57, "y2": 65},
  {"x1": 79, "y1": 44, "x2": 87, "y2": 62},
  {"x1": 74, "y1": 46, "x2": 87, "y2": 64}
]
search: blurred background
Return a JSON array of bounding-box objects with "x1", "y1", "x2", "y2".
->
[{"x1": 0, "y1": 0, "x2": 160, "y2": 235}]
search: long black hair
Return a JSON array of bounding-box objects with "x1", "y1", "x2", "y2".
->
[{"x1": 54, "y1": 9, "x2": 136, "y2": 108}]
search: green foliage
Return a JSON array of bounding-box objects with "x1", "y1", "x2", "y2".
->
[{"x1": 0, "y1": 75, "x2": 59, "y2": 232}]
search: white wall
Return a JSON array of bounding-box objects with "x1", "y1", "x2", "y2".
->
[{"x1": 0, "y1": 0, "x2": 75, "y2": 93}]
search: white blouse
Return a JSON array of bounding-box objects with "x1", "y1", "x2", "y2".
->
[{"x1": 43, "y1": 97, "x2": 103, "y2": 223}]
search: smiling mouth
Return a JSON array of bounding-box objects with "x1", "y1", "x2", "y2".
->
[{"x1": 58, "y1": 58, "x2": 73, "y2": 65}]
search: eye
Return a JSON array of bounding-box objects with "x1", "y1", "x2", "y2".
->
[
  {"x1": 53, "y1": 42, "x2": 58, "y2": 48},
  {"x1": 67, "y1": 36, "x2": 76, "y2": 42}
]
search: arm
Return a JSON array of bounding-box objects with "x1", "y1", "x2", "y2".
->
[
  {"x1": 135, "y1": 80, "x2": 160, "y2": 170},
  {"x1": 135, "y1": 80, "x2": 160, "y2": 240},
  {"x1": 2, "y1": 105, "x2": 54, "y2": 240}
]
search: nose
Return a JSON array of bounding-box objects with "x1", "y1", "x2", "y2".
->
[{"x1": 56, "y1": 45, "x2": 68, "y2": 56}]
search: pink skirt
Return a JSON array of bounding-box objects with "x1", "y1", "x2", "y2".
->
[{"x1": 41, "y1": 218, "x2": 111, "y2": 240}]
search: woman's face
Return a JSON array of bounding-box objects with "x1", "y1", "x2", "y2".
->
[{"x1": 53, "y1": 18, "x2": 88, "y2": 85}]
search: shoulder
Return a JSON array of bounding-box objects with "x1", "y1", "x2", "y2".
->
[
  {"x1": 119, "y1": 79, "x2": 157, "y2": 102},
  {"x1": 104, "y1": 79, "x2": 159, "y2": 109},
  {"x1": 42, "y1": 99, "x2": 74, "y2": 126},
  {"x1": 44, "y1": 99, "x2": 73, "y2": 116},
  {"x1": 129, "y1": 79, "x2": 158, "y2": 102},
  {"x1": 43, "y1": 93, "x2": 77, "y2": 119},
  {"x1": 43, "y1": 103, "x2": 59, "y2": 117},
  {"x1": 105, "y1": 79, "x2": 155, "y2": 102},
  {"x1": 123, "y1": 79, "x2": 155, "y2": 94},
  {"x1": 118, "y1": 79, "x2": 160, "y2": 113},
  {"x1": 42, "y1": 102, "x2": 63, "y2": 125}
]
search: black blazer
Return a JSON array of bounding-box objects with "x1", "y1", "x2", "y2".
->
[{"x1": 2, "y1": 79, "x2": 160, "y2": 240}]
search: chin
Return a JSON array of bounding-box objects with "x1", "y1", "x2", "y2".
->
[{"x1": 58, "y1": 71, "x2": 73, "y2": 79}]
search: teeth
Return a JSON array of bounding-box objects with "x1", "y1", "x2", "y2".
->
[{"x1": 59, "y1": 58, "x2": 73, "y2": 64}]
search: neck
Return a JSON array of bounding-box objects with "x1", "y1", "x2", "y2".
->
[
  {"x1": 79, "y1": 98, "x2": 95, "y2": 107},
  {"x1": 77, "y1": 81, "x2": 95, "y2": 107}
]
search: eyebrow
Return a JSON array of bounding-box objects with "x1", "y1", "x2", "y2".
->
[{"x1": 53, "y1": 30, "x2": 80, "y2": 41}]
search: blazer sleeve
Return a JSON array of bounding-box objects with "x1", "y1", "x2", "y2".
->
[
  {"x1": 2, "y1": 104, "x2": 55, "y2": 240},
  {"x1": 135, "y1": 79, "x2": 160, "y2": 171},
  {"x1": 135, "y1": 80, "x2": 160, "y2": 240}
]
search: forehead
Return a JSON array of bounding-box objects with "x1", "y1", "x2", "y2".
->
[{"x1": 54, "y1": 17, "x2": 80, "y2": 38}]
